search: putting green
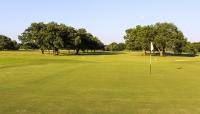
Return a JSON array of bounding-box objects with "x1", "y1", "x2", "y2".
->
[{"x1": 0, "y1": 51, "x2": 200, "y2": 114}]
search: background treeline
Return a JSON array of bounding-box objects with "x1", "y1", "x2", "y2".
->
[
  {"x1": 18, "y1": 22, "x2": 104, "y2": 55},
  {"x1": 105, "y1": 42, "x2": 126, "y2": 51},
  {"x1": 124, "y1": 22, "x2": 200, "y2": 56},
  {"x1": 1, "y1": 22, "x2": 200, "y2": 56}
]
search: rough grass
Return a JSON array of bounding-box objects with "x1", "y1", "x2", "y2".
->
[{"x1": 0, "y1": 51, "x2": 200, "y2": 114}]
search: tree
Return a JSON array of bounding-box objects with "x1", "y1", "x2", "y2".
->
[
  {"x1": 124, "y1": 25, "x2": 155, "y2": 54},
  {"x1": 138, "y1": 25, "x2": 155, "y2": 55},
  {"x1": 19, "y1": 22, "x2": 47, "y2": 54},
  {"x1": 192, "y1": 42, "x2": 200, "y2": 52},
  {"x1": 117, "y1": 43, "x2": 126, "y2": 51},
  {"x1": 0, "y1": 35, "x2": 19, "y2": 50},
  {"x1": 74, "y1": 36, "x2": 81, "y2": 54},
  {"x1": 19, "y1": 42, "x2": 39, "y2": 49},
  {"x1": 110, "y1": 42, "x2": 118, "y2": 51},
  {"x1": 105, "y1": 42, "x2": 126, "y2": 51},
  {"x1": 171, "y1": 36, "x2": 187, "y2": 54},
  {"x1": 74, "y1": 28, "x2": 87, "y2": 54},
  {"x1": 124, "y1": 22, "x2": 187, "y2": 56},
  {"x1": 73, "y1": 28, "x2": 104, "y2": 54},
  {"x1": 185, "y1": 42, "x2": 197, "y2": 56},
  {"x1": 60, "y1": 25, "x2": 76, "y2": 52},
  {"x1": 154, "y1": 22, "x2": 186, "y2": 56},
  {"x1": 46, "y1": 22, "x2": 64, "y2": 55},
  {"x1": 124, "y1": 27, "x2": 142, "y2": 51}
]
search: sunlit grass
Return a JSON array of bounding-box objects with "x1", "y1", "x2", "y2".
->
[{"x1": 0, "y1": 51, "x2": 200, "y2": 114}]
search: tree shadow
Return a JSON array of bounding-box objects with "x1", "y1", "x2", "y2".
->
[
  {"x1": 60, "y1": 51, "x2": 124, "y2": 56},
  {"x1": 149, "y1": 52, "x2": 198, "y2": 57}
]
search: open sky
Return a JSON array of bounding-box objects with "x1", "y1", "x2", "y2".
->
[{"x1": 0, "y1": 0, "x2": 200, "y2": 44}]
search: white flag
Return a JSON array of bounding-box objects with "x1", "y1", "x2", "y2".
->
[{"x1": 151, "y1": 42, "x2": 154, "y2": 51}]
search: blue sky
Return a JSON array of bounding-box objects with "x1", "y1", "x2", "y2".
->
[{"x1": 0, "y1": 0, "x2": 200, "y2": 44}]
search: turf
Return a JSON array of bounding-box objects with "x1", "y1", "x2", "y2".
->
[{"x1": 0, "y1": 51, "x2": 200, "y2": 114}]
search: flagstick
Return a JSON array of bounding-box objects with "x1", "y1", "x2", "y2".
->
[
  {"x1": 150, "y1": 42, "x2": 153, "y2": 75},
  {"x1": 150, "y1": 50, "x2": 152, "y2": 75}
]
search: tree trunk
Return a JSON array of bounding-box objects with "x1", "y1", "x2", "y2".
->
[
  {"x1": 160, "y1": 49, "x2": 165, "y2": 56},
  {"x1": 55, "y1": 48, "x2": 59, "y2": 55},
  {"x1": 53, "y1": 48, "x2": 59, "y2": 55},
  {"x1": 76, "y1": 48, "x2": 79, "y2": 54},
  {"x1": 158, "y1": 48, "x2": 165, "y2": 56},
  {"x1": 144, "y1": 50, "x2": 147, "y2": 56},
  {"x1": 159, "y1": 51, "x2": 163, "y2": 56},
  {"x1": 53, "y1": 48, "x2": 55, "y2": 55},
  {"x1": 41, "y1": 49, "x2": 44, "y2": 54}
]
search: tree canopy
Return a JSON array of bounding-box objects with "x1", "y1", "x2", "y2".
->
[
  {"x1": 19, "y1": 22, "x2": 104, "y2": 55},
  {"x1": 124, "y1": 22, "x2": 187, "y2": 56}
]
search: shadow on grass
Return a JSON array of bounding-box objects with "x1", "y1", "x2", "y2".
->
[
  {"x1": 0, "y1": 58, "x2": 86, "y2": 70},
  {"x1": 149, "y1": 52, "x2": 198, "y2": 57},
  {"x1": 60, "y1": 51, "x2": 124, "y2": 56}
]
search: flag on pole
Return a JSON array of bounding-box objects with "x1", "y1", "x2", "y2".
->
[
  {"x1": 150, "y1": 42, "x2": 153, "y2": 75},
  {"x1": 151, "y1": 42, "x2": 154, "y2": 51}
]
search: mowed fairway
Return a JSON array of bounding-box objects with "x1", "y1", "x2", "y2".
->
[{"x1": 1, "y1": 51, "x2": 200, "y2": 114}]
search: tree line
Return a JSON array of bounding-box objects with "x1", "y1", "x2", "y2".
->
[
  {"x1": 124, "y1": 22, "x2": 199, "y2": 56},
  {"x1": 1, "y1": 22, "x2": 200, "y2": 56},
  {"x1": 18, "y1": 22, "x2": 104, "y2": 55}
]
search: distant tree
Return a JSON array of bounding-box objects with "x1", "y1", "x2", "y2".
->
[
  {"x1": 0, "y1": 35, "x2": 19, "y2": 50},
  {"x1": 19, "y1": 42, "x2": 39, "y2": 49},
  {"x1": 88, "y1": 36, "x2": 104, "y2": 52},
  {"x1": 185, "y1": 42, "x2": 197, "y2": 56},
  {"x1": 9, "y1": 40, "x2": 19, "y2": 50},
  {"x1": 192, "y1": 42, "x2": 200, "y2": 52},
  {"x1": 171, "y1": 37, "x2": 187, "y2": 54},
  {"x1": 117, "y1": 43, "x2": 126, "y2": 51},
  {"x1": 110, "y1": 42, "x2": 118, "y2": 51},
  {"x1": 73, "y1": 28, "x2": 104, "y2": 54},
  {"x1": 106, "y1": 42, "x2": 125, "y2": 51}
]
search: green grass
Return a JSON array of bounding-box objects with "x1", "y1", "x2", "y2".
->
[{"x1": 1, "y1": 51, "x2": 200, "y2": 114}]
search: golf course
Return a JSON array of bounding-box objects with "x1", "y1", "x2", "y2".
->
[
  {"x1": 1, "y1": 51, "x2": 200, "y2": 114},
  {"x1": 1, "y1": 1, "x2": 200, "y2": 113}
]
